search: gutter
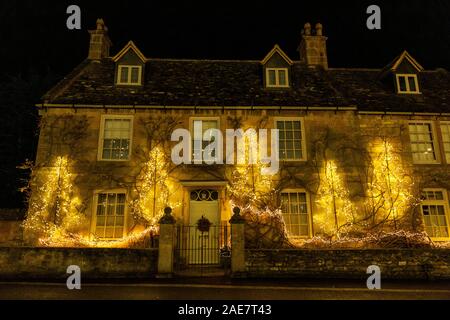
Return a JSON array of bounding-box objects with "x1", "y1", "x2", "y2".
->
[{"x1": 35, "y1": 103, "x2": 358, "y2": 112}]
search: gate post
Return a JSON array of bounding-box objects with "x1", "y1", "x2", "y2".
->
[
  {"x1": 229, "y1": 207, "x2": 246, "y2": 278},
  {"x1": 157, "y1": 207, "x2": 176, "y2": 278}
]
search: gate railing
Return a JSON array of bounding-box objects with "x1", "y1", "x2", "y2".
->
[{"x1": 174, "y1": 224, "x2": 231, "y2": 270}]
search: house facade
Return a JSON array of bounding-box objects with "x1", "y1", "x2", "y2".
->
[{"x1": 27, "y1": 19, "x2": 450, "y2": 247}]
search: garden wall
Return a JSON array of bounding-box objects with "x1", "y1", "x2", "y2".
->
[
  {"x1": 0, "y1": 247, "x2": 158, "y2": 280},
  {"x1": 245, "y1": 249, "x2": 450, "y2": 280}
]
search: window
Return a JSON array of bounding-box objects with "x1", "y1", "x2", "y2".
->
[
  {"x1": 191, "y1": 118, "x2": 219, "y2": 161},
  {"x1": 99, "y1": 116, "x2": 133, "y2": 161},
  {"x1": 440, "y1": 122, "x2": 450, "y2": 163},
  {"x1": 275, "y1": 118, "x2": 306, "y2": 161},
  {"x1": 280, "y1": 190, "x2": 311, "y2": 237},
  {"x1": 94, "y1": 192, "x2": 126, "y2": 239},
  {"x1": 396, "y1": 74, "x2": 420, "y2": 94},
  {"x1": 266, "y1": 68, "x2": 289, "y2": 88},
  {"x1": 117, "y1": 65, "x2": 142, "y2": 85},
  {"x1": 420, "y1": 189, "x2": 450, "y2": 240},
  {"x1": 408, "y1": 122, "x2": 438, "y2": 164}
]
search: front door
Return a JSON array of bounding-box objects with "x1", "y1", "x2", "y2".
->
[{"x1": 188, "y1": 189, "x2": 220, "y2": 264}]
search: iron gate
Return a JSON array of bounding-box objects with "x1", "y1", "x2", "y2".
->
[{"x1": 174, "y1": 224, "x2": 231, "y2": 270}]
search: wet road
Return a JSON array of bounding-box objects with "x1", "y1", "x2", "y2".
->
[{"x1": 0, "y1": 279, "x2": 449, "y2": 300}]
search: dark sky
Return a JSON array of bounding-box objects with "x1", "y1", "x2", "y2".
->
[{"x1": 2, "y1": 0, "x2": 450, "y2": 78}]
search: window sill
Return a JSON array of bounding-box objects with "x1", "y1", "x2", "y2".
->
[
  {"x1": 97, "y1": 159, "x2": 131, "y2": 162},
  {"x1": 412, "y1": 161, "x2": 441, "y2": 165},
  {"x1": 429, "y1": 237, "x2": 450, "y2": 242}
]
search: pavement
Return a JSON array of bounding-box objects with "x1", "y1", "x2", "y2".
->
[{"x1": 0, "y1": 278, "x2": 449, "y2": 300}]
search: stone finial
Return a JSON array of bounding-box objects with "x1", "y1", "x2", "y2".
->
[
  {"x1": 315, "y1": 23, "x2": 323, "y2": 36},
  {"x1": 304, "y1": 23, "x2": 312, "y2": 36},
  {"x1": 230, "y1": 207, "x2": 245, "y2": 224},
  {"x1": 159, "y1": 207, "x2": 176, "y2": 224}
]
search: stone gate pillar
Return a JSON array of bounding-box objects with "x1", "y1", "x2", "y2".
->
[
  {"x1": 157, "y1": 207, "x2": 176, "y2": 278},
  {"x1": 229, "y1": 207, "x2": 246, "y2": 277}
]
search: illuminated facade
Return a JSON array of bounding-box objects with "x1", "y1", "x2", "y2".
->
[{"x1": 28, "y1": 19, "x2": 450, "y2": 246}]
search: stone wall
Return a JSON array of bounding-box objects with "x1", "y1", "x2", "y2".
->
[
  {"x1": 0, "y1": 247, "x2": 158, "y2": 280},
  {"x1": 0, "y1": 209, "x2": 24, "y2": 245},
  {"x1": 245, "y1": 249, "x2": 450, "y2": 280}
]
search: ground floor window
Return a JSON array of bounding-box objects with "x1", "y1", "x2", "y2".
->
[
  {"x1": 280, "y1": 190, "x2": 311, "y2": 237},
  {"x1": 94, "y1": 192, "x2": 126, "y2": 239},
  {"x1": 420, "y1": 189, "x2": 450, "y2": 240}
]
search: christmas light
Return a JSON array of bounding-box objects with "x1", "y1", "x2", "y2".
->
[
  {"x1": 366, "y1": 140, "x2": 416, "y2": 230},
  {"x1": 316, "y1": 160, "x2": 355, "y2": 238},
  {"x1": 23, "y1": 156, "x2": 86, "y2": 244}
]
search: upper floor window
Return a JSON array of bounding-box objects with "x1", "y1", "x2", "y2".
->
[
  {"x1": 191, "y1": 118, "x2": 219, "y2": 162},
  {"x1": 396, "y1": 74, "x2": 420, "y2": 94},
  {"x1": 117, "y1": 65, "x2": 142, "y2": 85},
  {"x1": 275, "y1": 118, "x2": 306, "y2": 161},
  {"x1": 420, "y1": 189, "x2": 450, "y2": 240},
  {"x1": 280, "y1": 190, "x2": 312, "y2": 238},
  {"x1": 408, "y1": 122, "x2": 438, "y2": 164},
  {"x1": 98, "y1": 116, "x2": 133, "y2": 161},
  {"x1": 94, "y1": 191, "x2": 126, "y2": 239},
  {"x1": 266, "y1": 68, "x2": 289, "y2": 88}
]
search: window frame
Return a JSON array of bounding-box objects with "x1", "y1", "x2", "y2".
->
[
  {"x1": 98, "y1": 115, "x2": 134, "y2": 162},
  {"x1": 420, "y1": 188, "x2": 450, "y2": 241},
  {"x1": 116, "y1": 65, "x2": 143, "y2": 86},
  {"x1": 274, "y1": 117, "x2": 307, "y2": 162},
  {"x1": 408, "y1": 121, "x2": 440, "y2": 164},
  {"x1": 189, "y1": 116, "x2": 221, "y2": 164},
  {"x1": 280, "y1": 188, "x2": 313, "y2": 239},
  {"x1": 265, "y1": 67, "x2": 290, "y2": 88},
  {"x1": 395, "y1": 74, "x2": 420, "y2": 94},
  {"x1": 439, "y1": 121, "x2": 450, "y2": 164},
  {"x1": 90, "y1": 189, "x2": 128, "y2": 241}
]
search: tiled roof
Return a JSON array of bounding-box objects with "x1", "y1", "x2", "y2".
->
[{"x1": 42, "y1": 58, "x2": 450, "y2": 113}]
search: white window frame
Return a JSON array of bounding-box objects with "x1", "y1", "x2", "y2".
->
[
  {"x1": 116, "y1": 65, "x2": 143, "y2": 86},
  {"x1": 396, "y1": 74, "x2": 420, "y2": 94},
  {"x1": 189, "y1": 116, "x2": 221, "y2": 163},
  {"x1": 408, "y1": 121, "x2": 440, "y2": 164},
  {"x1": 90, "y1": 189, "x2": 128, "y2": 240},
  {"x1": 98, "y1": 115, "x2": 134, "y2": 161},
  {"x1": 265, "y1": 68, "x2": 290, "y2": 88},
  {"x1": 274, "y1": 117, "x2": 307, "y2": 162},
  {"x1": 420, "y1": 188, "x2": 450, "y2": 241},
  {"x1": 440, "y1": 121, "x2": 450, "y2": 164},
  {"x1": 280, "y1": 189, "x2": 313, "y2": 238}
]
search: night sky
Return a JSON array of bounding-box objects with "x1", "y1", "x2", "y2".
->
[
  {"x1": 2, "y1": 0, "x2": 450, "y2": 76},
  {"x1": 0, "y1": 0, "x2": 449, "y2": 208}
]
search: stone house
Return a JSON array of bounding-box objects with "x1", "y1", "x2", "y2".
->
[{"x1": 28, "y1": 19, "x2": 450, "y2": 248}]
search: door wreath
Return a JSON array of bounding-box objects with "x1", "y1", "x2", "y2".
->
[{"x1": 197, "y1": 216, "x2": 211, "y2": 232}]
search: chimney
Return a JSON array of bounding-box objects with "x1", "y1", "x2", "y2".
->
[
  {"x1": 298, "y1": 23, "x2": 328, "y2": 69},
  {"x1": 88, "y1": 19, "x2": 112, "y2": 60}
]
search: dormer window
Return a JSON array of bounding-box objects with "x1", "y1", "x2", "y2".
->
[
  {"x1": 117, "y1": 65, "x2": 142, "y2": 85},
  {"x1": 396, "y1": 74, "x2": 420, "y2": 94},
  {"x1": 112, "y1": 41, "x2": 147, "y2": 87},
  {"x1": 261, "y1": 45, "x2": 293, "y2": 89},
  {"x1": 266, "y1": 68, "x2": 289, "y2": 88},
  {"x1": 381, "y1": 51, "x2": 424, "y2": 95}
]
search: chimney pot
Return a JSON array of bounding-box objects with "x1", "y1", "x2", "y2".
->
[
  {"x1": 315, "y1": 23, "x2": 323, "y2": 36},
  {"x1": 304, "y1": 23, "x2": 312, "y2": 36}
]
